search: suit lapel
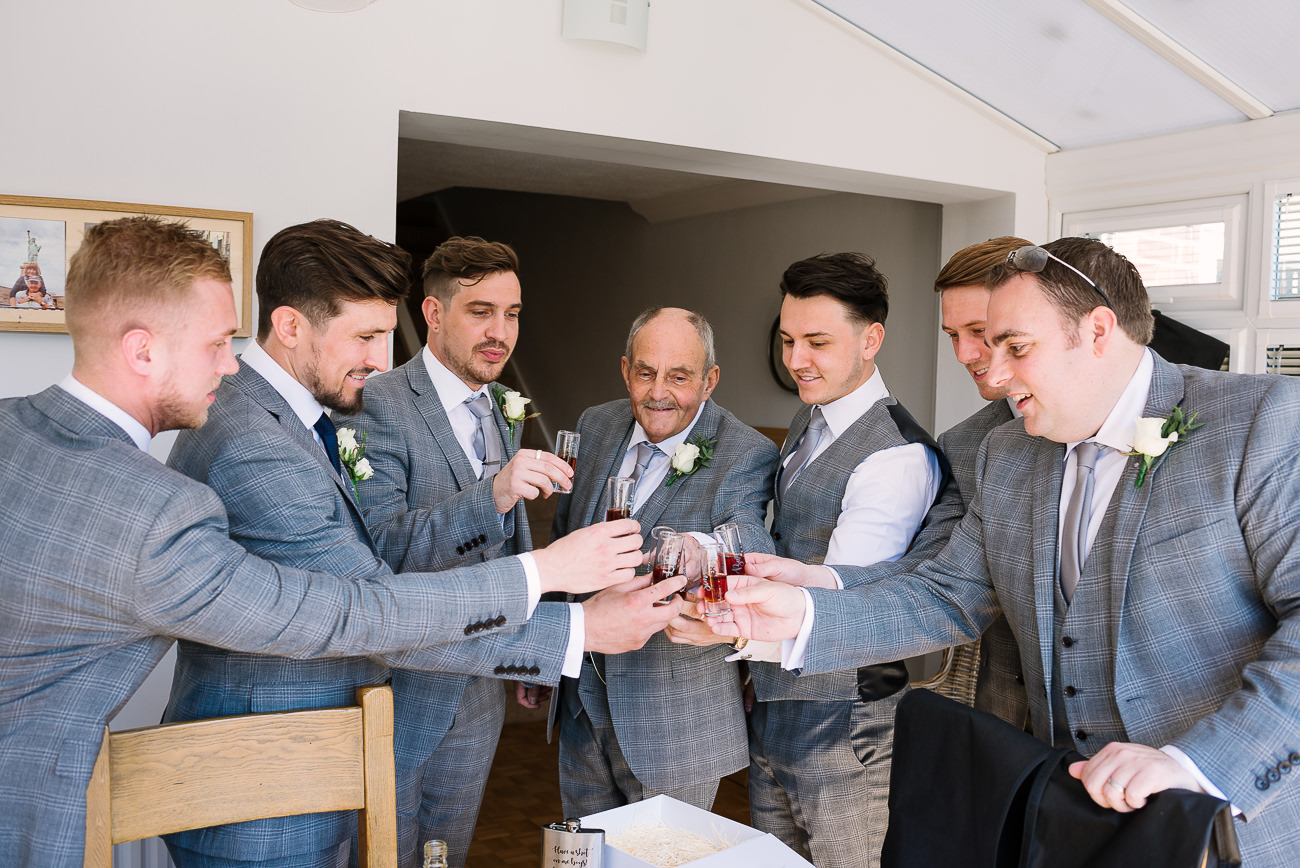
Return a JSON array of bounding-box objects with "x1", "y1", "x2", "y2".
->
[
  {"x1": 775, "y1": 404, "x2": 811, "y2": 507},
  {"x1": 635, "y1": 401, "x2": 721, "y2": 530},
  {"x1": 1100, "y1": 356, "x2": 1185, "y2": 625},
  {"x1": 405, "y1": 356, "x2": 478, "y2": 491},
  {"x1": 235, "y1": 363, "x2": 376, "y2": 546},
  {"x1": 487, "y1": 384, "x2": 519, "y2": 459}
]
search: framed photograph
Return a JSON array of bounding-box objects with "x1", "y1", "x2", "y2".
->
[{"x1": 0, "y1": 195, "x2": 252, "y2": 336}]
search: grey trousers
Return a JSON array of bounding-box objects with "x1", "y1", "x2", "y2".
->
[
  {"x1": 748, "y1": 687, "x2": 907, "y2": 868},
  {"x1": 397, "y1": 676, "x2": 505, "y2": 868}
]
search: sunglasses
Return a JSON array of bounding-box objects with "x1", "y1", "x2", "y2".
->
[{"x1": 1006, "y1": 245, "x2": 1114, "y2": 310}]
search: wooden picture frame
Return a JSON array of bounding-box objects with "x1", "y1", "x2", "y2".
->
[{"x1": 0, "y1": 195, "x2": 253, "y2": 336}]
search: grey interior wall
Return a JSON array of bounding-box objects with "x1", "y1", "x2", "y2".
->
[{"x1": 423, "y1": 188, "x2": 943, "y2": 434}]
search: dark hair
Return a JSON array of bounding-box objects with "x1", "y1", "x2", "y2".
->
[
  {"x1": 935, "y1": 236, "x2": 1033, "y2": 292},
  {"x1": 779, "y1": 252, "x2": 888, "y2": 326},
  {"x1": 65, "y1": 215, "x2": 230, "y2": 342},
  {"x1": 422, "y1": 235, "x2": 519, "y2": 303},
  {"x1": 988, "y1": 236, "x2": 1155, "y2": 345},
  {"x1": 256, "y1": 219, "x2": 411, "y2": 341}
]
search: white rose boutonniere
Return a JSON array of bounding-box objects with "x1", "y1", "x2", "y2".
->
[
  {"x1": 336, "y1": 427, "x2": 373, "y2": 498},
  {"x1": 491, "y1": 384, "x2": 540, "y2": 445},
  {"x1": 664, "y1": 434, "x2": 717, "y2": 487},
  {"x1": 1124, "y1": 406, "x2": 1201, "y2": 488}
]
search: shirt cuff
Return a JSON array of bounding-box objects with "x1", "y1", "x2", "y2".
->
[
  {"x1": 825, "y1": 565, "x2": 844, "y2": 590},
  {"x1": 561, "y1": 602, "x2": 586, "y2": 678},
  {"x1": 780, "y1": 587, "x2": 816, "y2": 671},
  {"x1": 1161, "y1": 745, "x2": 1241, "y2": 816},
  {"x1": 518, "y1": 552, "x2": 540, "y2": 618},
  {"x1": 725, "y1": 639, "x2": 784, "y2": 663}
]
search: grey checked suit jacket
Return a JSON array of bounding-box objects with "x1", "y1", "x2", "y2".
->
[
  {"x1": 164, "y1": 361, "x2": 569, "y2": 862},
  {"x1": 0, "y1": 386, "x2": 541, "y2": 868},
  {"x1": 552, "y1": 398, "x2": 779, "y2": 791},
  {"x1": 337, "y1": 354, "x2": 535, "y2": 782},
  {"x1": 799, "y1": 355, "x2": 1300, "y2": 867},
  {"x1": 927, "y1": 399, "x2": 1030, "y2": 726}
]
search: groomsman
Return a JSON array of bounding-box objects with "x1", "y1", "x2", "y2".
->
[
  {"x1": 338, "y1": 236, "x2": 567, "y2": 867},
  {"x1": 163, "y1": 220, "x2": 680, "y2": 868},
  {"x1": 0, "y1": 216, "x2": 651, "y2": 868},
  {"x1": 550, "y1": 307, "x2": 779, "y2": 816},
  {"x1": 748, "y1": 253, "x2": 943, "y2": 868},
  {"x1": 928, "y1": 236, "x2": 1033, "y2": 726},
  {"x1": 722, "y1": 238, "x2": 1300, "y2": 867}
]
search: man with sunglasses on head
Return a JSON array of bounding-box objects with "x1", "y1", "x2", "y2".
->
[{"x1": 718, "y1": 237, "x2": 1300, "y2": 867}]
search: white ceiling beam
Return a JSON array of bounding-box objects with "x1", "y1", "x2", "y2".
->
[{"x1": 1083, "y1": 0, "x2": 1273, "y2": 120}]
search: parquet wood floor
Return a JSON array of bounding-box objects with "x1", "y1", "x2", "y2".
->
[{"x1": 467, "y1": 716, "x2": 751, "y2": 866}]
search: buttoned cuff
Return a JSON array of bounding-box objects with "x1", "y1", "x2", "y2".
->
[
  {"x1": 1161, "y1": 744, "x2": 1241, "y2": 816},
  {"x1": 562, "y1": 603, "x2": 586, "y2": 678},
  {"x1": 780, "y1": 587, "x2": 816, "y2": 671},
  {"x1": 725, "y1": 639, "x2": 784, "y2": 663},
  {"x1": 825, "y1": 565, "x2": 845, "y2": 589},
  {"x1": 519, "y1": 552, "x2": 540, "y2": 617}
]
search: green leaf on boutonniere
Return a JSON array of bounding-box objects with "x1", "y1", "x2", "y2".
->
[{"x1": 1123, "y1": 405, "x2": 1202, "y2": 488}]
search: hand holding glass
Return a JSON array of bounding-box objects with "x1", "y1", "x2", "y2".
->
[{"x1": 649, "y1": 526, "x2": 684, "y2": 607}]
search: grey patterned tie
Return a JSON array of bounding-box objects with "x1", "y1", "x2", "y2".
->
[
  {"x1": 1060, "y1": 440, "x2": 1104, "y2": 604},
  {"x1": 778, "y1": 407, "x2": 827, "y2": 500},
  {"x1": 465, "y1": 394, "x2": 504, "y2": 480},
  {"x1": 628, "y1": 441, "x2": 661, "y2": 507}
]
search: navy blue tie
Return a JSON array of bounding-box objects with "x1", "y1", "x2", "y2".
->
[{"x1": 313, "y1": 412, "x2": 344, "y2": 476}]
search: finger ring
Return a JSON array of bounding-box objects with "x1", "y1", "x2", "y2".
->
[
  {"x1": 1106, "y1": 778, "x2": 1123, "y2": 791},
  {"x1": 536, "y1": 449, "x2": 542, "y2": 460}
]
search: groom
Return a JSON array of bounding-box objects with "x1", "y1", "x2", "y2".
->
[{"x1": 718, "y1": 237, "x2": 1300, "y2": 866}]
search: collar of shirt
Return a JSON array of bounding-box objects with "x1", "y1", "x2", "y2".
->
[
  {"x1": 1058, "y1": 348, "x2": 1154, "y2": 565},
  {"x1": 58, "y1": 374, "x2": 151, "y2": 452},
  {"x1": 1005, "y1": 395, "x2": 1023, "y2": 419},
  {"x1": 620, "y1": 400, "x2": 709, "y2": 509},
  {"x1": 240, "y1": 340, "x2": 326, "y2": 432},
  {"x1": 422, "y1": 345, "x2": 492, "y2": 470},
  {"x1": 816, "y1": 366, "x2": 888, "y2": 440}
]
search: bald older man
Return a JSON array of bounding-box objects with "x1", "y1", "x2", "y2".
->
[{"x1": 548, "y1": 306, "x2": 779, "y2": 816}]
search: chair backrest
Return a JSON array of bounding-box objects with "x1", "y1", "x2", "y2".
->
[{"x1": 85, "y1": 685, "x2": 396, "y2": 868}]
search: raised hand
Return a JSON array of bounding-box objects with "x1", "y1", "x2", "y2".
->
[
  {"x1": 699, "y1": 574, "x2": 808, "y2": 642},
  {"x1": 582, "y1": 573, "x2": 688, "y2": 654},
  {"x1": 492, "y1": 449, "x2": 573, "y2": 514},
  {"x1": 533, "y1": 519, "x2": 643, "y2": 595}
]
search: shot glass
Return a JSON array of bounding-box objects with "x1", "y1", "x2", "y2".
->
[
  {"x1": 699, "y1": 538, "x2": 731, "y2": 618},
  {"x1": 713, "y1": 522, "x2": 745, "y2": 577},
  {"x1": 553, "y1": 430, "x2": 580, "y2": 493},
  {"x1": 649, "y1": 526, "x2": 684, "y2": 607},
  {"x1": 604, "y1": 476, "x2": 636, "y2": 522}
]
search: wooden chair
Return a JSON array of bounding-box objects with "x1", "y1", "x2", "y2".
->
[
  {"x1": 910, "y1": 638, "x2": 982, "y2": 708},
  {"x1": 84, "y1": 685, "x2": 396, "y2": 868}
]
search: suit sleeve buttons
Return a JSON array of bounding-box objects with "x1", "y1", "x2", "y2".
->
[
  {"x1": 494, "y1": 615, "x2": 506, "y2": 627},
  {"x1": 1267, "y1": 768, "x2": 1282, "y2": 783},
  {"x1": 1256, "y1": 777, "x2": 1270, "y2": 791},
  {"x1": 493, "y1": 665, "x2": 507, "y2": 675},
  {"x1": 528, "y1": 666, "x2": 541, "y2": 677}
]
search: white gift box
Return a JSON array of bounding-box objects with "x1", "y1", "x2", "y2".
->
[{"x1": 581, "y1": 794, "x2": 816, "y2": 868}]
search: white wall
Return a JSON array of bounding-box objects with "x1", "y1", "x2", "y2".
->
[{"x1": 3, "y1": 0, "x2": 1050, "y2": 728}]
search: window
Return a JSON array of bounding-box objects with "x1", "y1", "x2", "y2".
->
[
  {"x1": 1271, "y1": 192, "x2": 1300, "y2": 302},
  {"x1": 1062, "y1": 195, "x2": 1245, "y2": 308}
]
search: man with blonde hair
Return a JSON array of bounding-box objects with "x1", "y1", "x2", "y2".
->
[{"x1": 0, "y1": 216, "x2": 662, "y2": 868}]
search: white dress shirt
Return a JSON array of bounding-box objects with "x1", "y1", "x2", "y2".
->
[
  {"x1": 616, "y1": 401, "x2": 708, "y2": 514},
  {"x1": 736, "y1": 370, "x2": 941, "y2": 664},
  {"x1": 419, "y1": 347, "x2": 582, "y2": 672},
  {"x1": 59, "y1": 375, "x2": 151, "y2": 452}
]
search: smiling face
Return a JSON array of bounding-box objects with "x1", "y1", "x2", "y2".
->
[
  {"x1": 424, "y1": 270, "x2": 521, "y2": 389},
  {"x1": 154, "y1": 277, "x2": 240, "y2": 431},
  {"x1": 298, "y1": 298, "x2": 396, "y2": 414},
  {"x1": 941, "y1": 284, "x2": 1005, "y2": 401},
  {"x1": 621, "y1": 312, "x2": 719, "y2": 443},
  {"x1": 779, "y1": 293, "x2": 881, "y2": 406},
  {"x1": 986, "y1": 273, "x2": 1115, "y2": 444}
]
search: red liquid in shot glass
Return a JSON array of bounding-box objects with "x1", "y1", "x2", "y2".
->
[
  {"x1": 606, "y1": 507, "x2": 631, "y2": 522},
  {"x1": 702, "y1": 573, "x2": 728, "y2": 603},
  {"x1": 724, "y1": 553, "x2": 745, "y2": 575}
]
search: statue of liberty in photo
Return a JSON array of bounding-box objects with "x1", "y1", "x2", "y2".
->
[{"x1": 25, "y1": 230, "x2": 40, "y2": 263}]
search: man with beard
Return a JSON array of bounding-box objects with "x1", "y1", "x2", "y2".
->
[
  {"x1": 337, "y1": 236, "x2": 568, "y2": 867},
  {"x1": 0, "y1": 217, "x2": 659, "y2": 868},
  {"x1": 549, "y1": 307, "x2": 779, "y2": 817},
  {"x1": 163, "y1": 221, "x2": 683, "y2": 868}
]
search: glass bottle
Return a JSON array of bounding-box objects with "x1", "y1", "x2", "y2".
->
[{"x1": 422, "y1": 839, "x2": 449, "y2": 868}]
